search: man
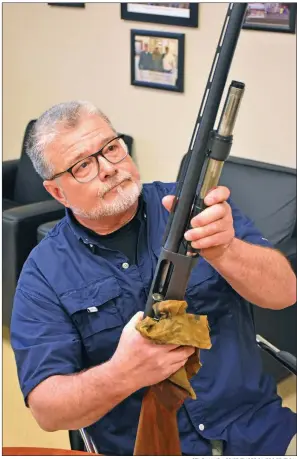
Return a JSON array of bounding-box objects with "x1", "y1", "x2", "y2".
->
[
  {"x1": 138, "y1": 43, "x2": 152, "y2": 71},
  {"x1": 151, "y1": 46, "x2": 163, "y2": 72},
  {"x1": 162, "y1": 46, "x2": 176, "y2": 73},
  {"x1": 11, "y1": 101, "x2": 296, "y2": 456}
]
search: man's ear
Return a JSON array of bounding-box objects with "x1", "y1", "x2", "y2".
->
[{"x1": 43, "y1": 180, "x2": 69, "y2": 208}]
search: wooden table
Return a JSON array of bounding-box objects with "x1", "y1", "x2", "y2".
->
[{"x1": 2, "y1": 447, "x2": 99, "y2": 456}]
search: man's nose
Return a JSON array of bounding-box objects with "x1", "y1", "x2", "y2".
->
[{"x1": 97, "y1": 155, "x2": 117, "y2": 181}]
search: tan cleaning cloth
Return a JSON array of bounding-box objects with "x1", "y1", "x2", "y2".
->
[
  {"x1": 136, "y1": 299, "x2": 212, "y2": 399},
  {"x1": 133, "y1": 299, "x2": 212, "y2": 455}
]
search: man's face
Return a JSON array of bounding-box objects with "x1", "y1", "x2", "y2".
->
[{"x1": 43, "y1": 115, "x2": 141, "y2": 219}]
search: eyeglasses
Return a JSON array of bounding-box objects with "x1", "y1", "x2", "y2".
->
[{"x1": 48, "y1": 135, "x2": 128, "y2": 184}]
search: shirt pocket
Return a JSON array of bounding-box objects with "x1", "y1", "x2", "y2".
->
[{"x1": 60, "y1": 277, "x2": 124, "y2": 365}]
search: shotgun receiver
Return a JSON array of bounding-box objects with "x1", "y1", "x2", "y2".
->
[{"x1": 144, "y1": 3, "x2": 248, "y2": 319}]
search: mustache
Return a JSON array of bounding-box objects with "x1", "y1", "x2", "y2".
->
[{"x1": 97, "y1": 171, "x2": 133, "y2": 198}]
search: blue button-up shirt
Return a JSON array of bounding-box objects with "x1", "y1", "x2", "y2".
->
[{"x1": 11, "y1": 181, "x2": 296, "y2": 455}]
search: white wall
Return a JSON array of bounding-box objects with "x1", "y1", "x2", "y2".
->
[{"x1": 3, "y1": 2, "x2": 296, "y2": 184}]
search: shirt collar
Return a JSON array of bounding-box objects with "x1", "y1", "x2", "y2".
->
[{"x1": 65, "y1": 193, "x2": 146, "y2": 247}]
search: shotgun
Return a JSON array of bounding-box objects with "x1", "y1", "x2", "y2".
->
[
  {"x1": 134, "y1": 3, "x2": 248, "y2": 456},
  {"x1": 144, "y1": 2, "x2": 248, "y2": 319}
]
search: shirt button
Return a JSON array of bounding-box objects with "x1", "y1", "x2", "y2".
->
[
  {"x1": 89, "y1": 244, "x2": 94, "y2": 248},
  {"x1": 122, "y1": 262, "x2": 130, "y2": 270},
  {"x1": 198, "y1": 423, "x2": 205, "y2": 431}
]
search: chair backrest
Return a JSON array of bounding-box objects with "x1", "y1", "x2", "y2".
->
[
  {"x1": 121, "y1": 133, "x2": 133, "y2": 157},
  {"x1": 14, "y1": 120, "x2": 53, "y2": 205},
  {"x1": 219, "y1": 156, "x2": 296, "y2": 245},
  {"x1": 13, "y1": 120, "x2": 134, "y2": 206}
]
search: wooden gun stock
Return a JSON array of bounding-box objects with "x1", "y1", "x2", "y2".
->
[{"x1": 134, "y1": 381, "x2": 188, "y2": 456}]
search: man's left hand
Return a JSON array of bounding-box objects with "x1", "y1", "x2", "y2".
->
[{"x1": 162, "y1": 186, "x2": 235, "y2": 261}]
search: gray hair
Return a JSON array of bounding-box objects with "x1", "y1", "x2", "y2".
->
[{"x1": 26, "y1": 100, "x2": 116, "y2": 179}]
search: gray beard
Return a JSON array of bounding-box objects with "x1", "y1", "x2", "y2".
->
[{"x1": 70, "y1": 179, "x2": 142, "y2": 220}]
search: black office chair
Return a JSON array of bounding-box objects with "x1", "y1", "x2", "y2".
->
[
  {"x1": 70, "y1": 429, "x2": 97, "y2": 454},
  {"x1": 3, "y1": 120, "x2": 65, "y2": 327}
]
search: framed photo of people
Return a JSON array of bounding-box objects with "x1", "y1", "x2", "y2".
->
[
  {"x1": 242, "y1": 3, "x2": 296, "y2": 33},
  {"x1": 121, "y1": 3, "x2": 198, "y2": 28},
  {"x1": 131, "y1": 30, "x2": 185, "y2": 93}
]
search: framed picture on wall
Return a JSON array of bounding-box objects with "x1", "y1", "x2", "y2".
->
[
  {"x1": 131, "y1": 30, "x2": 185, "y2": 93},
  {"x1": 121, "y1": 3, "x2": 198, "y2": 28},
  {"x1": 242, "y1": 3, "x2": 296, "y2": 33},
  {"x1": 48, "y1": 3, "x2": 85, "y2": 8}
]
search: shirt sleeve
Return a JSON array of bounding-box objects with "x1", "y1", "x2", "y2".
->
[
  {"x1": 10, "y1": 257, "x2": 83, "y2": 406},
  {"x1": 229, "y1": 198, "x2": 273, "y2": 248}
]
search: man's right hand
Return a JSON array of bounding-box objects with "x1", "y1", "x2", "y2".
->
[
  {"x1": 27, "y1": 311, "x2": 194, "y2": 432},
  {"x1": 110, "y1": 311, "x2": 195, "y2": 391}
]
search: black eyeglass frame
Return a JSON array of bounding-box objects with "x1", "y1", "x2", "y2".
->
[{"x1": 48, "y1": 134, "x2": 127, "y2": 182}]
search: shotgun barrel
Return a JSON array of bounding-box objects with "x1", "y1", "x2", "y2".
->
[{"x1": 144, "y1": 3, "x2": 248, "y2": 318}]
